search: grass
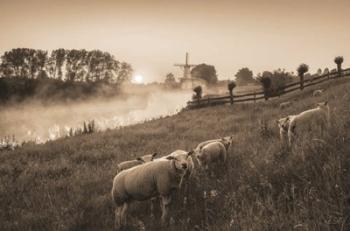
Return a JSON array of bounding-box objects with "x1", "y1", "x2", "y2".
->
[{"x1": 1, "y1": 77, "x2": 350, "y2": 230}]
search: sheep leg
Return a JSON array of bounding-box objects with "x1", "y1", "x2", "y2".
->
[
  {"x1": 160, "y1": 195, "x2": 172, "y2": 227},
  {"x1": 114, "y1": 206, "x2": 122, "y2": 230},
  {"x1": 120, "y1": 203, "x2": 129, "y2": 227}
]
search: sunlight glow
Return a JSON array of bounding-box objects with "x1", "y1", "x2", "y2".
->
[{"x1": 133, "y1": 74, "x2": 144, "y2": 84}]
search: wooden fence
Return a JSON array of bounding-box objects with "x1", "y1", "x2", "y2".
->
[{"x1": 187, "y1": 68, "x2": 350, "y2": 109}]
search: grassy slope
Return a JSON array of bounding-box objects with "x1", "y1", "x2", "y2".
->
[{"x1": 1, "y1": 78, "x2": 350, "y2": 231}]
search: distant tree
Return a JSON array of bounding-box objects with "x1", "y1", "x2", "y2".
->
[
  {"x1": 334, "y1": 56, "x2": 344, "y2": 77},
  {"x1": 191, "y1": 63, "x2": 218, "y2": 85},
  {"x1": 257, "y1": 75, "x2": 272, "y2": 100},
  {"x1": 193, "y1": 85, "x2": 203, "y2": 104},
  {"x1": 117, "y1": 62, "x2": 133, "y2": 83},
  {"x1": 235, "y1": 67, "x2": 254, "y2": 85},
  {"x1": 165, "y1": 73, "x2": 175, "y2": 84},
  {"x1": 51, "y1": 49, "x2": 66, "y2": 80},
  {"x1": 323, "y1": 67, "x2": 329, "y2": 74},
  {"x1": 317, "y1": 68, "x2": 322, "y2": 76},
  {"x1": 297, "y1": 63, "x2": 309, "y2": 90},
  {"x1": 227, "y1": 81, "x2": 236, "y2": 105}
]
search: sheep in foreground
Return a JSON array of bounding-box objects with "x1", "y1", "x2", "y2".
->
[
  {"x1": 111, "y1": 150, "x2": 194, "y2": 229},
  {"x1": 288, "y1": 102, "x2": 329, "y2": 146},
  {"x1": 116, "y1": 152, "x2": 158, "y2": 173},
  {"x1": 194, "y1": 136, "x2": 233, "y2": 155},
  {"x1": 279, "y1": 101, "x2": 291, "y2": 109},
  {"x1": 313, "y1": 89, "x2": 324, "y2": 97},
  {"x1": 196, "y1": 141, "x2": 227, "y2": 170}
]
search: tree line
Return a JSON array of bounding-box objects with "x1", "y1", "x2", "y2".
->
[{"x1": 0, "y1": 48, "x2": 132, "y2": 84}]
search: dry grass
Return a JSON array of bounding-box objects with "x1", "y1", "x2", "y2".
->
[{"x1": 1, "y1": 78, "x2": 350, "y2": 231}]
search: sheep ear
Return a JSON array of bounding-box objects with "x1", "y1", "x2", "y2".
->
[
  {"x1": 136, "y1": 157, "x2": 144, "y2": 162},
  {"x1": 152, "y1": 152, "x2": 158, "y2": 157},
  {"x1": 166, "y1": 156, "x2": 175, "y2": 160}
]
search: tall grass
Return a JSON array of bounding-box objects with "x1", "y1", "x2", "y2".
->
[{"x1": 0, "y1": 78, "x2": 349, "y2": 230}]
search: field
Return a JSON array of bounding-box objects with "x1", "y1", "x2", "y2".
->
[{"x1": 1, "y1": 77, "x2": 350, "y2": 230}]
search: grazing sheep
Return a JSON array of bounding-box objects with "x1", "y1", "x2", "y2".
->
[
  {"x1": 288, "y1": 102, "x2": 329, "y2": 146},
  {"x1": 194, "y1": 136, "x2": 233, "y2": 156},
  {"x1": 313, "y1": 89, "x2": 324, "y2": 97},
  {"x1": 112, "y1": 150, "x2": 194, "y2": 229},
  {"x1": 279, "y1": 101, "x2": 291, "y2": 109},
  {"x1": 116, "y1": 152, "x2": 158, "y2": 173},
  {"x1": 196, "y1": 141, "x2": 227, "y2": 169}
]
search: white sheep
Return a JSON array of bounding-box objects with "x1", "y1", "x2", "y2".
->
[
  {"x1": 116, "y1": 152, "x2": 158, "y2": 173},
  {"x1": 288, "y1": 102, "x2": 329, "y2": 146},
  {"x1": 111, "y1": 150, "x2": 194, "y2": 229},
  {"x1": 313, "y1": 89, "x2": 324, "y2": 97},
  {"x1": 279, "y1": 101, "x2": 291, "y2": 109},
  {"x1": 196, "y1": 141, "x2": 227, "y2": 169},
  {"x1": 194, "y1": 136, "x2": 233, "y2": 156}
]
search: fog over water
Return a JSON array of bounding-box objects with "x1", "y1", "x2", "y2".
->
[{"x1": 0, "y1": 90, "x2": 192, "y2": 143}]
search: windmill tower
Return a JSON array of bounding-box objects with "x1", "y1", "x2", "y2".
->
[{"x1": 174, "y1": 52, "x2": 196, "y2": 80}]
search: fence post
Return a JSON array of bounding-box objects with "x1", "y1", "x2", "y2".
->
[
  {"x1": 254, "y1": 91, "x2": 256, "y2": 104},
  {"x1": 300, "y1": 75, "x2": 304, "y2": 90}
]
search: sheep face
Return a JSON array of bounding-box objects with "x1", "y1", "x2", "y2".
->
[
  {"x1": 195, "y1": 153, "x2": 208, "y2": 169},
  {"x1": 167, "y1": 151, "x2": 193, "y2": 172},
  {"x1": 277, "y1": 116, "x2": 291, "y2": 131},
  {"x1": 137, "y1": 152, "x2": 158, "y2": 162},
  {"x1": 221, "y1": 136, "x2": 233, "y2": 151},
  {"x1": 317, "y1": 101, "x2": 328, "y2": 110}
]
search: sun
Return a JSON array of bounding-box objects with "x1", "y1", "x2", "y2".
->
[{"x1": 133, "y1": 74, "x2": 144, "y2": 84}]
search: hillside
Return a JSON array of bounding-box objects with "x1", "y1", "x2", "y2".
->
[{"x1": 1, "y1": 77, "x2": 350, "y2": 230}]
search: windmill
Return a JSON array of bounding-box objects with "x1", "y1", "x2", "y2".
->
[{"x1": 174, "y1": 52, "x2": 196, "y2": 80}]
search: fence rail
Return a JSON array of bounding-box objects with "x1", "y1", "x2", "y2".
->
[{"x1": 187, "y1": 68, "x2": 350, "y2": 109}]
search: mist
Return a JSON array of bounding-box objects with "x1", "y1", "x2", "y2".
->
[{"x1": 0, "y1": 88, "x2": 192, "y2": 144}]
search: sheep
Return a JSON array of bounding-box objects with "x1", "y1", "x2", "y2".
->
[
  {"x1": 313, "y1": 89, "x2": 324, "y2": 97},
  {"x1": 196, "y1": 141, "x2": 227, "y2": 170},
  {"x1": 279, "y1": 101, "x2": 291, "y2": 109},
  {"x1": 116, "y1": 152, "x2": 158, "y2": 173},
  {"x1": 111, "y1": 150, "x2": 194, "y2": 229},
  {"x1": 194, "y1": 136, "x2": 233, "y2": 156},
  {"x1": 288, "y1": 102, "x2": 329, "y2": 146}
]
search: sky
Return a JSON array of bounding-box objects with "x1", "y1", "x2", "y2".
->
[{"x1": 0, "y1": 0, "x2": 349, "y2": 83}]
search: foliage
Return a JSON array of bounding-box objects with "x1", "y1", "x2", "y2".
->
[
  {"x1": 227, "y1": 81, "x2": 236, "y2": 94},
  {"x1": 297, "y1": 63, "x2": 309, "y2": 77},
  {"x1": 334, "y1": 56, "x2": 344, "y2": 66},
  {"x1": 191, "y1": 63, "x2": 218, "y2": 85},
  {"x1": 235, "y1": 67, "x2": 255, "y2": 85},
  {"x1": 0, "y1": 48, "x2": 132, "y2": 84}
]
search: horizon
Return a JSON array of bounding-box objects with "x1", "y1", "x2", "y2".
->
[{"x1": 1, "y1": 0, "x2": 349, "y2": 83}]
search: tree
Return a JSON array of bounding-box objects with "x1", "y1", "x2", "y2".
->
[
  {"x1": 297, "y1": 63, "x2": 309, "y2": 90},
  {"x1": 257, "y1": 75, "x2": 272, "y2": 100},
  {"x1": 191, "y1": 63, "x2": 218, "y2": 85},
  {"x1": 193, "y1": 85, "x2": 202, "y2": 105},
  {"x1": 235, "y1": 67, "x2": 254, "y2": 85},
  {"x1": 117, "y1": 62, "x2": 133, "y2": 83},
  {"x1": 51, "y1": 49, "x2": 66, "y2": 80},
  {"x1": 165, "y1": 73, "x2": 175, "y2": 83},
  {"x1": 228, "y1": 81, "x2": 236, "y2": 105},
  {"x1": 334, "y1": 56, "x2": 344, "y2": 77}
]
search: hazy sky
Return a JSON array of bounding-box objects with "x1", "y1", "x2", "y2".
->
[{"x1": 1, "y1": 0, "x2": 349, "y2": 82}]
